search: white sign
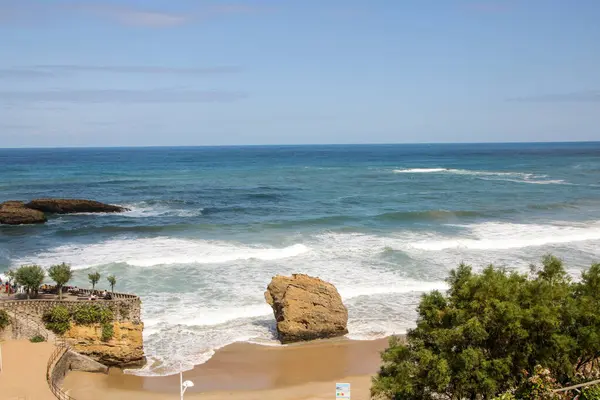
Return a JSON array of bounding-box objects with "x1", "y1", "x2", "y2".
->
[{"x1": 336, "y1": 382, "x2": 350, "y2": 399}]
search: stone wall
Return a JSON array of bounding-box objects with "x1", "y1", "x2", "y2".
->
[
  {"x1": 0, "y1": 292, "x2": 141, "y2": 324},
  {"x1": 1, "y1": 292, "x2": 145, "y2": 369},
  {"x1": 52, "y1": 349, "x2": 108, "y2": 386}
]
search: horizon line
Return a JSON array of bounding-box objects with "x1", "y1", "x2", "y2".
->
[{"x1": 1, "y1": 140, "x2": 599, "y2": 150}]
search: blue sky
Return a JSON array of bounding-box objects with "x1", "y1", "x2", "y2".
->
[{"x1": 0, "y1": 0, "x2": 599, "y2": 147}]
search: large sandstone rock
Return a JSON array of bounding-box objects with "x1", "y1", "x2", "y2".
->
[
  {"x1": 0, "y1": 201, "x2": 47, "y2": 225},
  {"x1": 26, "y1": 198, "x2": 128, "y2": 214},
  {"x1": 265, "y1": 274, "x2": 348, "y2": 343},
  {"x1": 64, "y1": 321, "x2": 145, "y2": 368}
]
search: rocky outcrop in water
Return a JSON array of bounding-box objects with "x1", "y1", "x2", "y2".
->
[
  {"x1": 265, "y1": 274, "x2": 348, "y2": 344},
  {"x1": 64, "y1": 321, "x2": 145, "y2": 368},
  {"x1": 0, "y1": 201, "x2": 47, "y2": 225},
  {"x1": 25, "y1": 199, "x2": 128, "y2": 214},
  {"x1": 0, "y1": 198, "x2": 128, "y2": 225}
]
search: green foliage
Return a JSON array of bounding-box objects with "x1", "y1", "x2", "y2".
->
[
  {"x1": 72, "y1": 304, "x2": 113, "y2": 325},
  {"x1": 15, "y1": 264, "x2": 45, "y2": 299},
  {"x1": 372, "y1": 256, "x2": 600, "y2": 400},
  {"x1": 101, "y1": 322, "x2": 114, "y2": 342},
  {"x1": 29, "y1": 334, "x2": 46, "y2": 343},
  {"x1": 515, "y1": 365, "x2": 560, "y2": 400},
  {"x1": 88, "y1": 271, "x2": 101, "y2": 290},
  {"x1": 492, "y1": 393, "x2": 517, "y2": 400},
  {"x1": 47, "y1": 262, "x2": 73, "y2": 300},
  {"x1": 43, "y1": 304, "x2": 115, "y2": 336},
  {"x1": 580, "y1": 385, "x2": 600, "y2": 400},
  {"x1": 43, "y1": 305, "x2": 71, "y2": 334},
  {"x1": 0, "y1": 309, "x2": 9, "y2": 331},
  {"x1": 106, "y1": 275, "x2": 116, "y2": 293}
]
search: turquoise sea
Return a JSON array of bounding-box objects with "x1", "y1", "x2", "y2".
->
[{"x1": 1, "y1": 142, "x2": 600, "y2": 375}]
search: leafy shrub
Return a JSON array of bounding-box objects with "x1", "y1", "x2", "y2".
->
[
  {"x1": 0, "y1": 309, "x2": 9, "y2": 331},
  {"x1": 30, "y1": 334, "x2": 46, "y2": 343},
  {"x1": 580, "y1": 385, "x2": 600, "y2": 400},
  {"x1": 73, "y1": 304, "x2": 113, "y2": 325},
  {"x1": 101, "y1": 322, "x2": 114, "y2": 342},
  {"x1": 43, "y1": 305, "x2": 71, "y2": 334},
  {"x1": 515, "y1": 365, "x2": 560, "y2": 400},
  {"x1": 371, "y1": 256, "x2": 600, "y2": 400}
]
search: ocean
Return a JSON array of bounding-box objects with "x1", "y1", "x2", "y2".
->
[{"x1": 1, "y1": 142, "x2": 600, "y2": 375}]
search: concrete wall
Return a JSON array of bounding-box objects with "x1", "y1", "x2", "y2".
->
[
  {"x1": 0, "y1": 293, "x2": 141, "y2": 324},
  {"x1": 53, "y1": 349, "x2": 108, "y2": 381}
]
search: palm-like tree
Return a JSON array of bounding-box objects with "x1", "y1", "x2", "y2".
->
[{"x1": 107, "y1": 275, "x2": 117, "y2": 293}]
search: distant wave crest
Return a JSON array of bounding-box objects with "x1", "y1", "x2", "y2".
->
[{"x1": 393, "y1": 168, "x2": 566, "y2": 185}]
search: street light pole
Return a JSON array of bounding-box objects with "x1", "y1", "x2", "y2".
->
[
  {"x1": 180, "y1": 362, "x2": 194, "y2": 400},
  {"x1": 180, "y1": 368, "x2": 183, "y2": 400}
]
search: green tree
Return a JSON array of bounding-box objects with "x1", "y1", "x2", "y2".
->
[
  {"x1": 15, "y1": 265, "x2": 45, "y2": 299},
  {"x1": 572, "y1": 263, "x2": 600, "y2": 374},
  {"x1": 106, "y1": 275, "x2": 116, "y2": 293},
  {"x1": 88, "y1": 271, "x2": 101, "y2": 291},
  {"x1": 371, "y1": 256, "x2": 600, "y2": 400},
  {"x1": 47, "y1": 262, "x2": 73, "y2": 300}
]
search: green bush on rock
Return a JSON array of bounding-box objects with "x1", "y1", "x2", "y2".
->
[
  {"x1": 73, "y1": 304, "x2": 113, "y2": 325},
  {"x1": 43, "y1": 304, "x2": 114, "y2": 335},
  {"x1": 43, "y1": 305, "x2": 71, "y2": 334},
  {"x1": 371, "y1": 256, "x2": 600, "y2": 400},
  {"x1": 30, "y1": 334, "x2": 46, "y2": 343},
  {"x1": 580, "y1": 385, "x2": 600, "y2": 400},
  {"x1": 101, "y1": 322, "x2": 114, "y2": 342}
]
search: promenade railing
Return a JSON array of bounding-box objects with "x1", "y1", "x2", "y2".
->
[{"x1": 46, "y1": 338, "x2": 76, "y2": 400}]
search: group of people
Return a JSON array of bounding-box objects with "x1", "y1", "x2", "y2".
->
[
  {"x1": 1, "y1": 278, "x2": 19, "y2": 295},
  {"x1": 88, "y1": 290, "x2": 112, "y2": 300}
]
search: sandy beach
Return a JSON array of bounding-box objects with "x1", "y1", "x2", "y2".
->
[
  {"x1": 0, "y1": 339, "x2": 56, "y2": 400},
  {"x1": 62, "y1": 337, "x2": 390, "y2": 400}
]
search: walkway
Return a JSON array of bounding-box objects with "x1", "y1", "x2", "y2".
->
[{"x1": 0, "y1": 339, "x2": 56, "y2": 400}]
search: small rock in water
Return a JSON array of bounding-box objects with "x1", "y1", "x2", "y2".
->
[
  {"x1": 25, "y1": 198, "x2": 129, "y2": 214},
  {"x1": 0, "y1": 200, "x2": 47, "y2": 225}
]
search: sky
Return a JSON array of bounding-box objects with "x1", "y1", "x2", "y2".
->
[{"x1": 0, "y1": 0, "x2": 599, "y2": 147}]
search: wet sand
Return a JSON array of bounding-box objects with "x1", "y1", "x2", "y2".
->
[{"x1": 63, "y1": 337, "x2": 391, "y2": 400}]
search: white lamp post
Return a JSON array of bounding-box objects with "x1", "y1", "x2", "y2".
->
[{"x1": 180, "y1": 364, "x2": 194, "y2": 400}]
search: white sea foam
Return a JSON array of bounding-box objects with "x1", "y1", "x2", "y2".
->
[
  {"x1": 479, "y1": 177, "x2": 567, "y2": 185},
  {"x1": 146, "y1": 304, "x2": 273, "y2": 328},
  {"x1": 393, "y1": 168, "x2": 533, "y2": 177},
  {"x1": 122, "y1": 203, "x2": 203, "y2": 218},
  {"x1": 393, "y1": 168, "x2": 448, "y2": 173},
  {"x1": 11, "y1": 238, "x2": 309, "y2": 269},
  {"x1": 408, "y1": 221, "x2": 600, "y2": 251},
  {"x1": 339, "y1": 281, "x2": 447, "y2": 299},
  {"x1": 59, "y1": 203, "x2": 203, "y2": 218}
]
